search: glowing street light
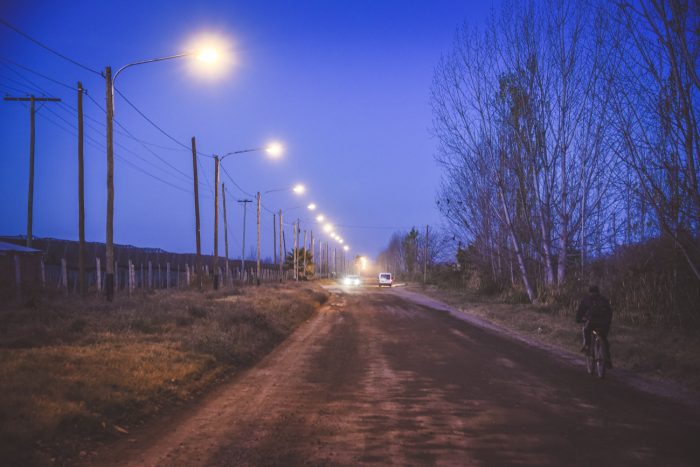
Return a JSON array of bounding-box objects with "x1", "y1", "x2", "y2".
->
[
  {"x1": 323, "y1": 223, "x2": 333, "y2": 233},
  {"x1": 344, "y1": 245, "x2": 350, "y2": 252},
  {"x1": 316, "y1": 214, "x2": 325, "y2": 222},
  {"x1": 307, "y1": 203, "x2": 317, "y2": 210},
  {"x1": 293, "y1": 183, "x2": 306, "y2": 194},
  {"x1": 265, "y1": 141, "x2": 284, "y2": 158},
  {"x1": 103, "y1": 44, "x2": 227, "y2": 301},
  {"x1": 185, "y1": 33, "x2": 234, "y2": 80},
  {"x1": 196, "y1": 48, "x2": 219, "y2": 62}
]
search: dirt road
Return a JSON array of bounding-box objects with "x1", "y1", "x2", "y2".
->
[{"x1": 103, "y1": 287, "x2": 700, "y2": 466}]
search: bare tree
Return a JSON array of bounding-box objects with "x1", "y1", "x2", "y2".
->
[
  {"x1": 613, "y1": 0, "x2": 700, "y2": 281},
  {"x1": 431, "y1": 0, "x2": 619, "y2": 301}
]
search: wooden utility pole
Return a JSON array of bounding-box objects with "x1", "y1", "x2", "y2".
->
[
  {"x1": 4, "y1": 94, "x2": 61, "y2": 248},
  {"x1": 424, "y1": 224, "x2": 429, "y2": 284},
  {"x1": 191, "y1": 137, "x2": 202, "y2": 290},
  {"x1": 303, "y1": 230, "x2": 307, "y2": 279},
  {"x1": 273, "y1": 213, "x2": 277, "y2": 268},
  {"x1": 222, "y1": 183, "x2": 230, "y2": 284},
  {"x1": 310, "y1": 231, "x2": 314, "y2": 278},
  {"x1": 279, "y1": 210, "x2": 284, "y2": 278},
  {"x1": 77, "y1": 83, "x2": 86, "y2": 296},
  {"x1": 293, "y1": 219, "x2": 299, "y2": 281},
  {"x1": 256, "y1": 191, "x2": 261, "y2": 285},
  {"x1": 213, "y1": 156, "x2": 220, "y2": 290},
  {"x1": 105, "y1": 66, "x2": 115, "y2": 301},
  {"x1": 238, "y1": 199, "x2": 252, "y2": 277}
]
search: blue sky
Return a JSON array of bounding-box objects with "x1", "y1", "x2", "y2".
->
[{"x1": 0, "y1": 0, "x2": 493, "y2": 260}]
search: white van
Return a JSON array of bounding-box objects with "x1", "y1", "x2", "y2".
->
[{"x1": 378, "y1": 272, "x2": 393, "y2": 287}]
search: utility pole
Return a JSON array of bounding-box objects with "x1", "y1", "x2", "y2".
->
[
  {"x1": 238, "y1": 199, "x2": 252, "y2": 278},
  {"x1": 294, "y1": 219, "x2": 300, "y2": 281},
  {"x1": 273, "y1": 213, "x2": 277, "y2": 269},
  {"x1": 105, "y1": 66, "x2": 115, "y2": 301},
  {"x1": 4, "y1": 95, "x2": 61, "y2": 248},
  {"x1": 310, "y1": 231, "x2": 314, "y2": 278},
  {"x1": 222, "y1": 183, "x2": 229, "y2": 285},
  {"x1": 213, "y1": 156, "x2": 220, "y2": 290},
  {"x1": 303, "y1": 230, "x2": 307, "y2": 279},
  {"x1": 256, "y1": 191, "x2": 261, "y2": 285},
  {"x1": 77, "y1": 83, "x2": 86, "y2": 296},
  {"x1": 424, "y1": 224, "x2": 429, "y2": 284},
  {"x1": 279, "y1": 210, "x2": 284, "y2": 278},
  {"x1": 191, "y1": 137, "x2": 202, "y2": 290}
]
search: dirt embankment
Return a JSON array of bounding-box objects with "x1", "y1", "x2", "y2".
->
[{"x1": 0, "y1": 283, "x2": 329, "y2": 466}]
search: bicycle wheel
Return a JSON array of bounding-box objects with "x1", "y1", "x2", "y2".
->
[
  {"x1": 594, "y1": 337, "x2": 606, "y2": 379},
  {"x1": 585, "y1": 346, "x2": 594, "y2": 375}
]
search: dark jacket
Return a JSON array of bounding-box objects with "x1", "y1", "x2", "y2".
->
[{"x1": 576, "y1": 292, "x2": 612, "y2": 325}]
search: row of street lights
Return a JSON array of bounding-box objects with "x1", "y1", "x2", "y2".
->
[{"x1": 102, "y1": 35, "x2": 356, "y2": 298}]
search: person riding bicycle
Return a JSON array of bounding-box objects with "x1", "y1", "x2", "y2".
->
[{"x1": 575, "y1": 285, "x2": 613, "y2": 369}]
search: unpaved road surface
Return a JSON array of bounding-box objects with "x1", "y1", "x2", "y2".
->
[{"x1": 101, "y1": 287, "x2": 700, "y2": 466}]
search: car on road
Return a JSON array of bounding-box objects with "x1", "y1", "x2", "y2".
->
[
  {"x1": 378, "y1": 272, "x2": 393, "y2": 287},
  {"x1": 342, "y1": 275, "x2": 362, "y2": 287}
]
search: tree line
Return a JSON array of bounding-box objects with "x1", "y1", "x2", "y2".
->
[{"x1": 380, "y1": 0, "x2": 699, "y2": 324}]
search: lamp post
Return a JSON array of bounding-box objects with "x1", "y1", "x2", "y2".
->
[
  {"x1": 104, "y1": 52, "x2": 205, "y2": 301},
  {"x1": 213, "y1": 144, "x2": 282, "y2": 288}
]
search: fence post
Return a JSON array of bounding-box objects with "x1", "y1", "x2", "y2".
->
[
  {"x1": 148, "y1": 261, "x2": 153, "y2": 289},
  {"x1": 40, "y1": 259, "x2": 45, "y2": 288},
  {"x1": 186, "y1": 263, "x2": 190, "y2": 287},
  {"x1": 61, "y1": 258, "x2": 68, "y2": 291},
  {"x1": 166, "y1": 262, "x2": 171, "y2": 289},
  {"x1": 96, "y1": 257, "x2": 102, "y2": 292},
  {"x1": 127, "y1": 260, "x2": 132, "y2": 296}
]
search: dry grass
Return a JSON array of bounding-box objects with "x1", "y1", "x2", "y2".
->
[
  {"x1": 415, "y1": 285, "x2": 700, "y2": 393},
  {"x1": 0, "y1": 283, "x2": 329, "y2": 466}
]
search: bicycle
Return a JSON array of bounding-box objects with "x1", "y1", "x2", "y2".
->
[{"x1": 585, "y1": 329, "x2": 607, "y2": 379}]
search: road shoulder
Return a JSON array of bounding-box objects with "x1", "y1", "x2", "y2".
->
[{"x1": 391, "y1": 286, "x2": 700, "y2": 411}]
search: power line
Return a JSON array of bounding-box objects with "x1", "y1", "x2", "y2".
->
[
  {"x1": 113, "y1": 86, "x2": 195, "y2": 152},
  {"x1": 44, "y1": 103, "x2": 192, "y2": 185},
  {"x1": 32, "y1": 104, "x2": 201, "y2": 197},
  {"x1": 0, "y1": 17, "x2": 101, "y2": 76},
  {"x1": 83, "y1": 86, "x2": 189, "y2": 152},
  {"x1": 0, "y1": 81, "x2": 30, "y2": 95},
  {"x1": 220, "y1": 163, "x2": 255, "y2": 198},
  {"x1": 0, "y1": 56, "x2": 75, "y2": 90}
]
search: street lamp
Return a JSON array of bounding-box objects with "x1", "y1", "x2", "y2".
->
[
  {"x1": 265, "y1": 186, "x2": 306, "y2": 281},
  {"x1": 103, "y1": 48, "x2": 221, "y2": 301},
  {"x1": 212, "y1": 142, "x2": 284, "y2": 289}
]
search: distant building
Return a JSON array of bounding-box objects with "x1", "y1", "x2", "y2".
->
[{"x1": 0, "y1": 241, "x2": 44, "y2": 300}]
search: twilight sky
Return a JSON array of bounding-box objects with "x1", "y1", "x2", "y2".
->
[{"x1": 0, "y1": 0, "x2": 493, "y2": 261}]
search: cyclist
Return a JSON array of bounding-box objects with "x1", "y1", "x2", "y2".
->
[{"x1": 575, "y1": 285, "x2": 613, "y2": 369}]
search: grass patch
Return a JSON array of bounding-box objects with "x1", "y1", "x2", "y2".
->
[{"x1": 0, "y1": 283, "x2": 329, "y2": 466}]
